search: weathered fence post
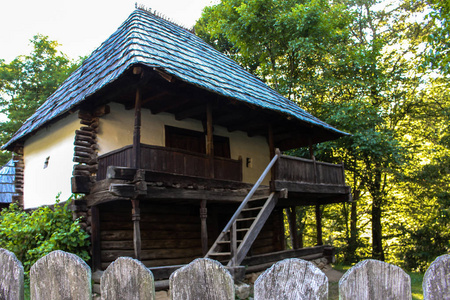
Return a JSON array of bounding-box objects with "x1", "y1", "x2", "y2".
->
[
  {"x1": 101, "y1": 257, "x2": 155, "y2": 300},
  {"x1": 169, "y1": 258, "x2": 234, "y2": 300},
  {"x1": 339, "y1": 259, "x2": 411, "y2": 300},
  {"x1": 423, "y1": 254, "x2": 450, "y2": 300},
  {"x1": 0, "y1": 248, "x2": 24, "y2": 300},
  {"x1": 30, "y1": 250, "x2": 91, "y2": 300},
  {"x1": 254, "y1": 258, "x2": 328, "y2": 300}
]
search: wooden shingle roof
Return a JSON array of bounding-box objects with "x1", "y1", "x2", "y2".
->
[{"x1": 4, "y1": 9, "x2": 347, "y2": 150}]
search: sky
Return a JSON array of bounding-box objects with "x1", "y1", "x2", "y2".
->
[{"x1": 0, "y1": 0, "x2": 219, "y2": 63}]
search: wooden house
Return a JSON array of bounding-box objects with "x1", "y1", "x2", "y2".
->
[{"x1": 3, "y1": 9, "x2": 351, "y2": 283}]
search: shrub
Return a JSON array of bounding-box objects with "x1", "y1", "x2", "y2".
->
[{"x1": 0, "y1": 195, "x2": 90, "y2": 276}]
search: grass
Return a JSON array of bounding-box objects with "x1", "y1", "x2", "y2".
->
[{"x1": 409, "y1": 271, "x2": 424, "y2": 300}]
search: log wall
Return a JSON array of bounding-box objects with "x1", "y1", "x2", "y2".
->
[
  {"x1": 98, "y1": 201, "x2": 284, "y2": 270},
  {"x1": 99, "y1": 201, "x2": 203, "y2": 270}
]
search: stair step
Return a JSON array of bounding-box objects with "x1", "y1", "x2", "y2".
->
[
  {"x1": 249, "y1": 196, "x2": 268, "y2": 201},
  {"x1": 209, "y1": 252, "x2": 231, "y2": 256},
  {"x1": 236, "y1": 217, "x2": 256, "y2": 222},
  {"x1": 242, "y1": 206, "x2": 263, "y2": 212},
  {"x1": 217, "y1": 241, "x2": 230, "y2": 244}
]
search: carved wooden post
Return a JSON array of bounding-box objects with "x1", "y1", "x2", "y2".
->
[
  {"x1": 206, "y1": 102, "x2": 214, "y2": 178},
  {"x1": 200, "y1": 199, "x2": 208, "y2": 255},
  {"x1": 131, "y1": 199, "x2": 141, "y2": 260}
]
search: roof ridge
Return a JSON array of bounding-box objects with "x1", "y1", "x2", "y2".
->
[{"x1": 135, "y1": 4, "x2": 195, "y2": 34}]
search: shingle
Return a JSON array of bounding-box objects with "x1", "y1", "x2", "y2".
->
[{"x1": 3, "y1": 9, "x2": 347, "y2": 150}]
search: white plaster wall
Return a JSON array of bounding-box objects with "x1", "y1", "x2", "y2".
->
[
  {"x1": 97, "y1": 103, "x2": 271, "y2": 184},
  {"x1": 23, "y1": 113, "x2": 80, "y2": 208}
]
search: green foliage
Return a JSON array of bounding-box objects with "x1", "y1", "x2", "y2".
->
[
  {"x1": 0, "y1": 35, "x2": 81, "y2": 164},
  {"x1": 197, "y1": 0, "x2": 448, "y2": 268},
  {"x1": 0, "y1": 195, "x2": 90, "y2": 276},
  {"x1": 424, "y1": 0, "x2": 450, "y2": 73}
]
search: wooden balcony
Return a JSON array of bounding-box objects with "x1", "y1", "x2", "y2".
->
[
  {"x1": 93, "y1": 146, "x2": 350, "y2": 206},
  {"x1": 97, "y1": 144, "x2": 242, "y2": 182},
  {"x1": 273, "y1": 154, "x2": 351, "y2": 204}
]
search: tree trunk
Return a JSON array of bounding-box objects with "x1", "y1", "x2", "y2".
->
[{"x1": 346, "y1": 190, "x2": 359, "y2": 263}]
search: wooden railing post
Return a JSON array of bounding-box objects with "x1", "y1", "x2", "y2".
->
[{"x1": 230, "y1": 222, "x2": 237, "y2": 267}]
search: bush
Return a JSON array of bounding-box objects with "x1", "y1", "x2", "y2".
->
[{"x1": 0, "y1": 195, "x2": 90, "y2": 276}]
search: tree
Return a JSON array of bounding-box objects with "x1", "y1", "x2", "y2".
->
[
  {"x1": 197, "y1": 0, "x2": 436, "y2": 264},
  {"x1": 0, "y1": 35, "x2": 81, "y2": 164},
  {"x1": 424, "y1": 0, "x2": 450, "y2": 73}
]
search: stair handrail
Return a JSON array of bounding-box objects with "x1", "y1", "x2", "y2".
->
[{"x1": 221, "y1": 150, "x2": 280, "y2": 235}]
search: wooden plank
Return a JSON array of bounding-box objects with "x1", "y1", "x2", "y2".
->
[
  {"x1": 254, "y1": 258, "x2": 328, "y2": 300},
  {"x1": 273, "y1": 180, "x2": 351, "y2": 194},
  {"x1": 339, "y1": 259, "x2": 411, "y2": 299}
]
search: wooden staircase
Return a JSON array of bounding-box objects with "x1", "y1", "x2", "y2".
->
[{"x1": 205, "y1": 152, "x2": 281, "y2": 268}]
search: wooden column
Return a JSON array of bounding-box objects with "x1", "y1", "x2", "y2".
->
[
  {"x1": 315, "y1": 204, "x2": 323, "y2": 246},
  {"x1": 131, "y1": 199, "x2": 141, "y2": 260},
  {"x1": 133, "y1": 87, "x2": 142, "y2": 169},
  {"x1": 286, "y1": 206, "x2": 299, "y2": 249},
  {"x1": 90, "y1": 205, "x2": 102, "y2": 270},
  {"x1": 200, "y1": 199, "x2": 208, "y2": 255},
  {"x1": 206, "y1": 102, "x2": 214, "y2": 178}
]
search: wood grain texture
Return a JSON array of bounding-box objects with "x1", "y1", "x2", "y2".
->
[
  {"x1": 423, "y1": 254, "x2": 450, "y2": 300},
  {"x1": 169, "y1": 258, "x2": 234, "y2": 300},
  {"x1": 0, "y1": 248, "x2": 24, "y2": 300},
  {"x1": 254, "y1": 258, "x2": 328, "y2": 300},
  {"x1": 30, "y1": 250, "x2": 91, "y2": 300},
  {"x1": 339, "y1": 259, "x2": 411, "y2": 300},
  {"x1": 101, "y1": 257, "x2": 155, "y2": 300}
]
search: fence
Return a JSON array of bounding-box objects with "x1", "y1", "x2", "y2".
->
[{"x1": 0, "y1": 248, "x2": 448, "y2": 299}]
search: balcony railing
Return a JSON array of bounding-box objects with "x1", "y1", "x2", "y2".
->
[
  {"x1": 274, "y1": 155, "x2": 346, "y2": 186},
  {"x1": 97, "y1": 144, "x2": 243, "y2": 181}
]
